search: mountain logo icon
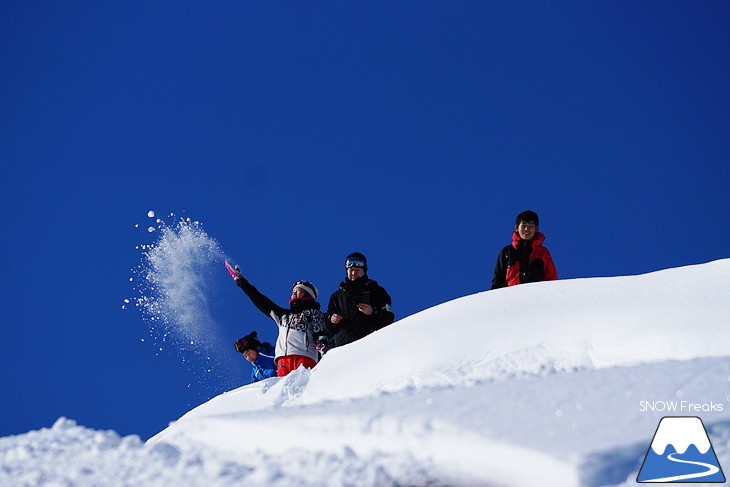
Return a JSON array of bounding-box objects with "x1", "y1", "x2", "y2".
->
[{"x1": 637, "y1": 416, "x2": 725, "y2": 483}]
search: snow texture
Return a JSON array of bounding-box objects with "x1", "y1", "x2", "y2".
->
[{"x1": 3, "y1": 260, "x2": 730, "y2": 487}]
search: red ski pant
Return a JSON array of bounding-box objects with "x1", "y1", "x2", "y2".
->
[{"x1": 275, "y1": 355, "x2": 317, "y2": 377}]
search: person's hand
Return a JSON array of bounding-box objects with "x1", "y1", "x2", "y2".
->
[
  {"x1": 357, "y1": 303, "x2": 374, "y2": 315},
  {"x1": 316, "y1": 335, "x2": 333, "y2": 355},
  {"x1": 331, "y1": 314, "x2": 343, "y2": 324}
]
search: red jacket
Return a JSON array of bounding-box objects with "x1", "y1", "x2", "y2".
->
[{"x1": 491, "y1": 232, "x2": 558, "y2": 289}]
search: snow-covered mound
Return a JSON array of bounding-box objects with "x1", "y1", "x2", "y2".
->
[
  {"x1": 3, "y1": 260, "x2": 730, "y2": 487},
  {"x1": 154, "y1": 259, "x2": 730, "y2": 417},
  {"x1": 301, "y1": 258, "x2": 730, "y2": 403}
]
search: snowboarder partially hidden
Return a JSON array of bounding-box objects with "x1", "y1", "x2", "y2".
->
[
  {"x1": 491, "y1": 210, "x2": 558, "y2": 289},
  {"x1": 228, "y1": 264, "x2": 325, "y2": 377},
  {"x1": 320, "y1": 252, "x2": 394, "y2": 353},
  {"x1": 234, "y1": 331, "x2": 276, "y2": 383}
]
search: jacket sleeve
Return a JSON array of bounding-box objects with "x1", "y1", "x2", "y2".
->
[
  {"x1": 490, "y1": 248, "x2": 508, "y2": 290},
  {"x1": 370, "y1": 286, "x2": 394, "y2": 328},
  {"x1": 251, "y1": 364, "x2": 277, "y2": 383},
  {"x1": 324, "y1": 292, "x2": 342, "y2": 337},
  {"x1": 237, "y1": 276, "x2": 288, "y2": 320},
  {"x1": 542, "y1": 249, "x2": 558, "y2": 281},
  {"x1": 258, "y1": 365, "x2": 278, "y2": 380}
]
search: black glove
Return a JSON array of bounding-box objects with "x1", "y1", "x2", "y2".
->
[{"x1": 233, "y1": 266, "x2": 246, "y2": 289}]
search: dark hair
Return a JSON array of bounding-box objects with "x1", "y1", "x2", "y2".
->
[{"x1": 516, "y1": 210, "x2": 539, "y2": 226}]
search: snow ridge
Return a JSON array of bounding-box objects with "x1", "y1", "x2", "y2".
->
[{"x1": 3, "y1": 260, "x2": 730, "y2": 487}]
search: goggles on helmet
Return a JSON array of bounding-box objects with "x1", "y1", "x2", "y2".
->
[
  {"x1": 235, "y1": 337, "x2": 252, "y2": 353},
  {"x1": 345, "y1": 258, "x2": 366, "y2": 269}
]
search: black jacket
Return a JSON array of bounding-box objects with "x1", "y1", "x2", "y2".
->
[{"x1": 324, "y1": 276, "x2": 394, "y2": 348}]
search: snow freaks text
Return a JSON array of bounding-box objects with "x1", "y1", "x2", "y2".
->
[{"x1": 639, "y1": 401, "x2": 724, "y2": 413}]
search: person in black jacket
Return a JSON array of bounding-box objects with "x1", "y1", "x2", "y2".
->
[{"x1": 321, "y1": 252, "x2": 394, "y2": 351}]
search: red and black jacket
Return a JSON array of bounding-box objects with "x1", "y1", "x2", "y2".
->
[{"x1": 491, "y1": 232, "x2": 558, "y2": 289}]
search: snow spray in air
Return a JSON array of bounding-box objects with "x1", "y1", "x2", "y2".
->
[{"x1": 127, "y1": 212, "x2": 240, "y2": 392}]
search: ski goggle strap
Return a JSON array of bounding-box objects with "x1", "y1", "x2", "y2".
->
[{"x1": 345, "y1": 258, "x2": 366, "y2": 269}]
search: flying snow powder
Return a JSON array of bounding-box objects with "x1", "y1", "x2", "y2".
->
[
  {"x1": 133, "y1": 218, "x2": 226, "y2": 344},
  {"x1": 128, "y1": 214, "x2": 239, "y2": 390}
]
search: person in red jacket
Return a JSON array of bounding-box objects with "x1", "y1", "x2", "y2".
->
[{"x1": 491, "y1": 210, "x2": 558, "y2": 289}]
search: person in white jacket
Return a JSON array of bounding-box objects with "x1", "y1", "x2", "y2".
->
[{"x1": 231, "y1": 269, "x2": 325, "y2": 377}]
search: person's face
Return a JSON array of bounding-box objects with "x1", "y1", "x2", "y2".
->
[
  {"x1": 347, "y1": 266, "x2": 365, "y2": 281},
  {"x1": 242, "y1": 349, "x2": 258, "y2": 363},
  {"x1": 516, "y1": 221, "x2": 538, "y2": 241},
  {"x1": 291, "y1": 287, "x2": 309, "y2": 300}
]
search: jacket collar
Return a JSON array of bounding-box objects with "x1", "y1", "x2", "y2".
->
[
  {"x1": 511, "y1": 231, "x2": 545, "y2": 249},
  {"x1": 289, "y1": 298, "x2": 321, "y2": 312},
  {"x1": 341, "y1": 275, "x2": 373, "y2": 292}
]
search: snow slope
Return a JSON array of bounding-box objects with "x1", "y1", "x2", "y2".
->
[{"x1": 3, "y1": 260, "x2": 730, "y2": 486}]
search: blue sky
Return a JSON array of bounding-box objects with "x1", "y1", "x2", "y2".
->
[{"x1": 1, "y1": 1, "x2": 729, "y2": 441}]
